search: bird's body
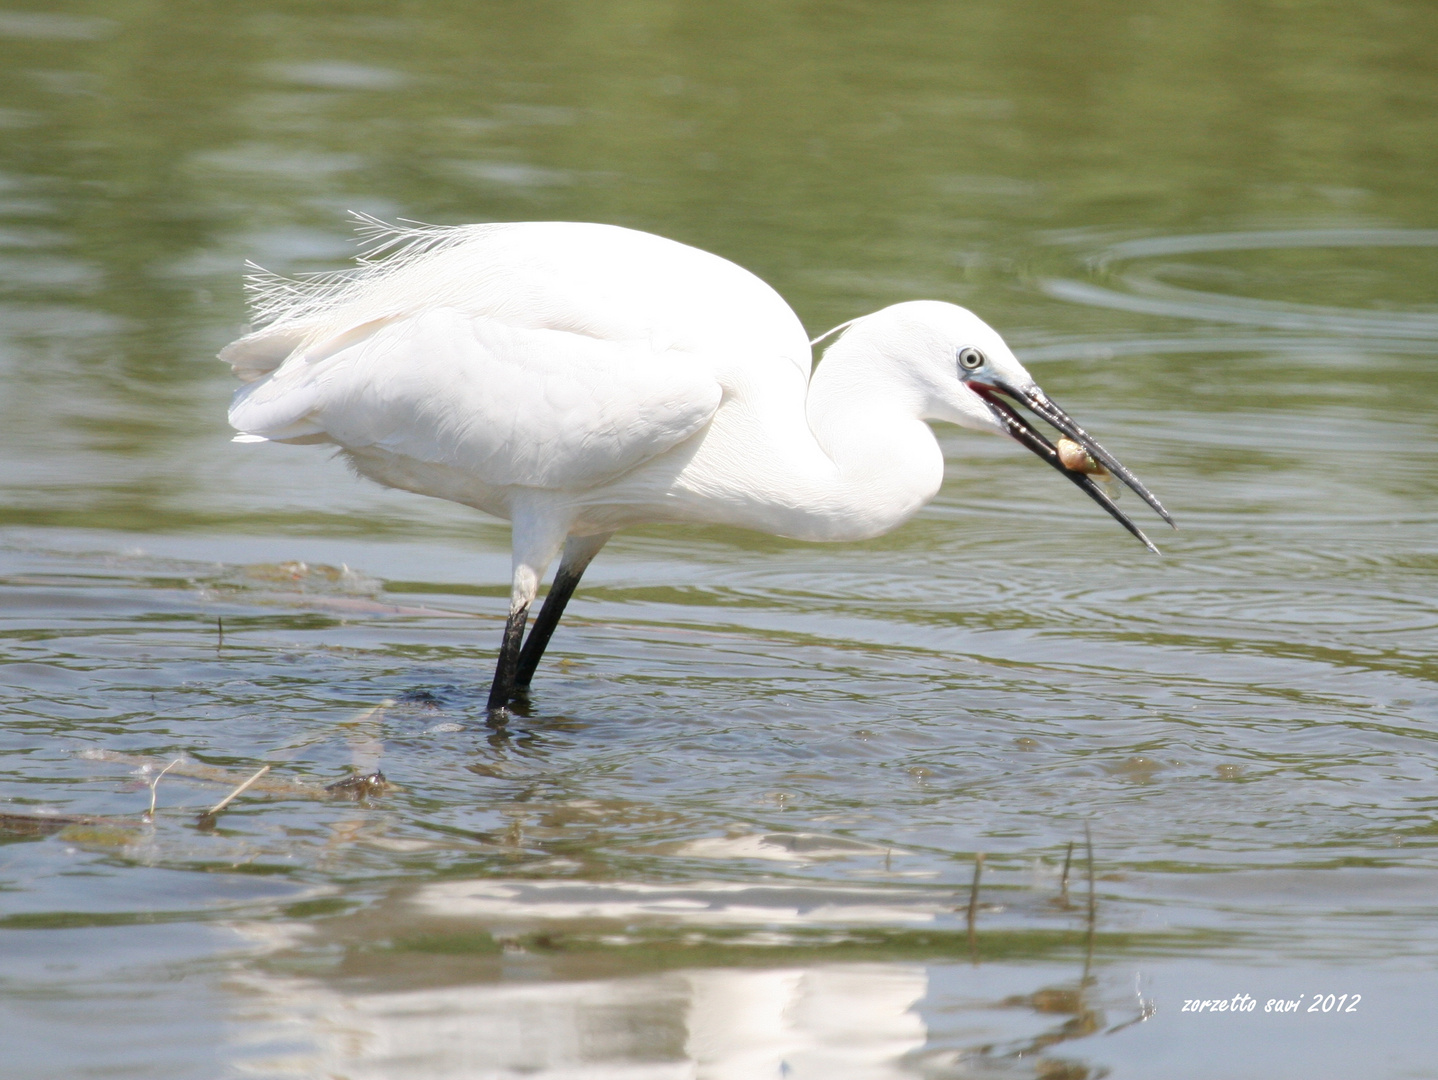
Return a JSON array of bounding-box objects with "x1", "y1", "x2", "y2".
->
[{"x1": 226, "y1": 218, "x2": 1172, "y2": 710}]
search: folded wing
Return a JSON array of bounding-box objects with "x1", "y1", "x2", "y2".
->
[{"x1": 228, "y1": 307, "x2": 722, "y2": 490}]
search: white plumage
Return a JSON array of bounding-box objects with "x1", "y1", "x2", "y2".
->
[{"x1": 225, "y1": 216, "x2": 1171, "y2": 710}]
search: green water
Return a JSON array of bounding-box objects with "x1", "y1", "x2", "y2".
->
[{"x1": 2, "y1": 2, "x2": 1437, "y2": 1076}]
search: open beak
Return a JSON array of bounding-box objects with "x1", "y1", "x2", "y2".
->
[{"x1": 970, "y1": 381, "x2": 1176, "y2": 554}]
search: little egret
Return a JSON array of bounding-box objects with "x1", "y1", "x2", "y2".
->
[{"x1": 224, "y1": 217, "x2": 1173, "y2": 711}]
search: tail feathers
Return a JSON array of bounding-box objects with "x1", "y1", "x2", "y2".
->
[{"x1": 228, "y1": 374, "x2": 325, "y2": 442}]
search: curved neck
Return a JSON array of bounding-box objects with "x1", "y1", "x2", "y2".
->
[
  {"x1": 664, "y1": 331, "x2": 947, "y2": 543},
  {"x1": 792, "y1": 339, "x2": 943, "y2": 540}
]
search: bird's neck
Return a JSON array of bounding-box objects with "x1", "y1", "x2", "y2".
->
[{"x1": 787, "y1": 339, "x2": 945, "y2": 542}]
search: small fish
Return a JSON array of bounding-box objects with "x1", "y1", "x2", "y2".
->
[
  {"x1": 1056, "y1": 437, "x2": 1109, "y2": 476},
  {"x1": 325, "y1": 771, "x2": 389, "y2": 800}
]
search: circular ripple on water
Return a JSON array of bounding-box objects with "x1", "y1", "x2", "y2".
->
[
  {"x1": 1039, "y1": 228, "x2": 1438, "y2": 349},
  {"x1": 1044, "y1": 580, "x2": 1438, "y2": 636}
]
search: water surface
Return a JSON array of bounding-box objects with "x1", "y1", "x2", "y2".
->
[{"x1": 2, "y1": 2, "x2": 1437, "y2": 1076}]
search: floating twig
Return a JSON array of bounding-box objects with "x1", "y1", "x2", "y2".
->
[
  {"x1": 83, "y1": 749, "x2": 368, "y2": 800},
  {"x1": 1059, "y1": 840, "x2": 1074, "y2": 903},
  {"x1": 967, "y1": 851, "x2": 985, "y2": 960},
  {"x1": 201, "y1": 764, "x2": 270, "y2": 820},
  {"x1": 1083, "y1": 822, "x2": 1097, "y2": 980},
  {"x1": 1085, "y1": 825, "x2": 1096, "y2": 924},
  {"x1": 145, "y1": 758, "x2": 182, "y2": 820}
]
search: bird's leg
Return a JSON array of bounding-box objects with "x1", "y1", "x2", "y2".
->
[
  {"x1": 515, "y1": 532, "x2": 611, "y2": 691},
  {"x1": 486, "y1": 600, "x2": 530, "y2": 712},
  {"x1": 487, "y1": 515, "x2": 570, "y2": 714}
]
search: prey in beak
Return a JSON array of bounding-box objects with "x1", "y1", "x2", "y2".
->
[{"x1": 967, "y1": 379, "x2": 1175, "y2": 554}]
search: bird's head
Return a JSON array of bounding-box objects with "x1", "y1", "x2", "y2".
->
[{"x1": 823, "y1": 300, "x2": 1175, "y2": 552}]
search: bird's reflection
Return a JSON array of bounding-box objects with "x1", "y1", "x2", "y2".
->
[
  {"x1": 233, "y1": 937, "x2": 1148, "y2": 1078},
  {"x1": 231, "y1": 840, "x2": 1151, "y2": 1078}
]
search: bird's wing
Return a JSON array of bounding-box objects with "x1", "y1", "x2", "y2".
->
[
  {"x1": 228, "y1": 307, "x2": 722, "y2": 490},
  {"x1": 221, "y1": 219, "x2": 813, "y2": 386}
]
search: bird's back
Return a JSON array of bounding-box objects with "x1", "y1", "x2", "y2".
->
[{"x1": 222, "y1": 219, "x2": 811, "y2": 384}]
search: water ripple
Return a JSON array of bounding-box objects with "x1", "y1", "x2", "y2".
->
[{"x1": 1042, "y1": 228, "x2": 1438, "y2": 340}]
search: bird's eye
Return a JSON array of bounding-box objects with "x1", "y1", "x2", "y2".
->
[{"x1": 958, "y1": 347, "x2": 986, "y2": 371}]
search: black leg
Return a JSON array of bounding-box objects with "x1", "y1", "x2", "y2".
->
[
  {"x1": 514, "y1": 563, "x2": 583, "y2": 689},
  {"x1": 486, "y1": 602, "x2": 530, "y2": 712},
  {"x1": 514, "y1": 533, "x2": 609, "y2": 691}
]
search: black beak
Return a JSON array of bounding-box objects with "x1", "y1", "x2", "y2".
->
[{"x1": 970, "y1": 381, "x2": 1175, "y2": 554}]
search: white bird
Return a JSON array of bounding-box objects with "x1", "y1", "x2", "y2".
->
[{"x1": 224, "y1": 216, "x2": 1173, "y2": 712}]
